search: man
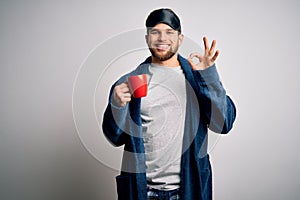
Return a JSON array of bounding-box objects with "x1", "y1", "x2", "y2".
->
[{"x1": 102, "y1": 8, "x2": 236, "y2": 200}]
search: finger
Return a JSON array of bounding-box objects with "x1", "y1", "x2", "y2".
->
[
  {"x1": 211, "y1": 50, "x2": 220, "y2": 62},
  {"x1": 112, "y1": 92, "x2": 127, "y2": 107},
  {"x1": 121, "y1": 86, "x2": 130, "y2": 93},
  {"x1": 115, "y1": 89, "x2": 130, "y2": 102},
  {"x1": 119, "y1": 82, "x2": 129, "y2": 89},
  {"x1": 188, "y1": 57, "x2": 197, "y2": 70},
  {"x1": 209, "y1": 40, "x2": 216, "y2": 56},
  {"x1": 189, "y1": 52, "x2": 202, "y2": 59},
  {"x1": 115, "y1": 92, "x2": 131, "y2": 106},
  {"x1": 121, "y1": 95, "x2": 131, "y2": 102},
  {"x1": 189, "y1": 52, "x2": 203, "y2": 65},
  {"x1": 115, "y1": 88, "x2": 128, "y2": 97},
  {"x1": 117, "y1": 83, "x2": 130, "y2": 93},
  {"x1": 120, "y1": 96, "x2": 131, "y2": 105},
  {"x1": 122, "y1": 92, "x2": 131, "y2": 98},
  {"x1": 203, "y1": 36, "x2": 209, "y2": 52},
  {"x1": 188, "y1": 53, "x2": 202, "y2": 70}
]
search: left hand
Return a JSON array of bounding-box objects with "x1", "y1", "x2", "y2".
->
[{"x1": 188, "y1": 36, "x2": 219, "y2": 70}]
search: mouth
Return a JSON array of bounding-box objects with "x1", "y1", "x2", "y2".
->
[{"x1": 154, "y1": 44, "x2": 170, "y2": 51}]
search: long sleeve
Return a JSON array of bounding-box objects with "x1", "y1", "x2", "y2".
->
[
  {"x1": 102, "y1": 83, "x2": 130, "y2": 146},
  {"x1": 102, "y1": 61, "x2": 149, "y2": 148},
  {"x1": 193, "y1": 64, "x2": 236, "y2": 134}
]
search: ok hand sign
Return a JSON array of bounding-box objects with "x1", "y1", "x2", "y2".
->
[{"x1": 188, "y1": 37, "x2": 219, "y2": 70}]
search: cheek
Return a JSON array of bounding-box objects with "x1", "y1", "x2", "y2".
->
[
  {"x1": 147, "y1": 38, "x2": 155, "y2": 46},
  {"x1": 146, "y1": 39, "x2": 152, "y2": 47},
  {"x1": 171, "y1": 38, "x2": 180, "y2": 46}
]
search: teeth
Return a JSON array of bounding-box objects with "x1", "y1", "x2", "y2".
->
[{"x1": 156, "y1": 44, "x2": 169, "y2": 50}]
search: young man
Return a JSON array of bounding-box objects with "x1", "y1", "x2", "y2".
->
[{"x1": 102, "y1": 8, "x2": 236, "y2": 200}]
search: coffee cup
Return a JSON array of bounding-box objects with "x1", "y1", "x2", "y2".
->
[{"x1": 127, "y1": 74, "x2": 148, "y2": 98}]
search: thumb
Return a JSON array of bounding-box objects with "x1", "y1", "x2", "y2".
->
[
  {"x1": 188, "y1": 53, "x2": 202, "y2": 70},
  {"x1": 188, "y1": 57, "x2": 197, "y2": 70}
]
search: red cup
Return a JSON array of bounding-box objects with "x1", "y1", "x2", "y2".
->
[{"x1": 127, "y1": 74, "x2": 148, "y2": 98}]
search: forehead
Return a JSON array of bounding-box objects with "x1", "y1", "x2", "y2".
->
[{"x1": 150, "y1": 23, "x2": 174, "y2": 30}]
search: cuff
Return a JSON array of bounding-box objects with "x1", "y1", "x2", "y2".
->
[
  {"x1": 193, "y1": 64, "x2": 220, "y2": 85},
  {"x1": 109, "y1": 102, "x2": 128, "y2": 125}
]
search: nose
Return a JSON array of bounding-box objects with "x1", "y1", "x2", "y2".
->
[{"x1": 158, "y1": 32, "x2": 167, "y2": 41}]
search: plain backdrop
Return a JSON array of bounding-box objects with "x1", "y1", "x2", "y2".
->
[{"x1": 1, "y1": 0, "x2": 300, "y2": 199}]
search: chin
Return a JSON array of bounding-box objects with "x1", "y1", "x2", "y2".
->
[{"x1": 150, "y1": 48, "x2": 176, "y2": 62}]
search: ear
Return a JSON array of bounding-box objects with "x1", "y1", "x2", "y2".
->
[
  {"x1": 145, "y1": 34, "x2": 149, "y2": 44},
  {"x1": 178, "y1": 34, "x2": 184, "y2": 46}
]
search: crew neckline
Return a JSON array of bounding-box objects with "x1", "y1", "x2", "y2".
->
[{"x1": 150, "y1": 63, "x2": 181, "y2": 70}]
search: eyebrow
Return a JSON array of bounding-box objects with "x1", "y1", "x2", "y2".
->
[{"x1": 150, "y1": 28, "x2": 176, "y2": 32}]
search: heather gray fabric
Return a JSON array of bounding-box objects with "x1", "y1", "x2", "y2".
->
[{"x1": 141, "y1": 63, "x2": 187, "y2": 190}]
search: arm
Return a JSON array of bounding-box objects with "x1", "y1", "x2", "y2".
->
[
  {"x1": 188, "y1": 37, "x2": 236, "y2": 133},
  {"x1": 102, "y1": 81, "x2": 131, "y2": 146},
  {"x1": 193, "y1": 65, "x2": 236, "y2": 133}
]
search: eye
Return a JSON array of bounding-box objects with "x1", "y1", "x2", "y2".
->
[
  {"x1": 167, "y1": 31, "x2": 175, "y2": 35},
  {"x1": 150, "y1": 30, "x2": 159, "y2": 35}
]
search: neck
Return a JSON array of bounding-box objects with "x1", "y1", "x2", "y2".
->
[{"x1": 151, "y1": 53, "x2": 180, "y2": 67}]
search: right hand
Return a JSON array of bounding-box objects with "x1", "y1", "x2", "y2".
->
[{"x1": 112, "y1": 82, "x2": 131, "y2": 107}]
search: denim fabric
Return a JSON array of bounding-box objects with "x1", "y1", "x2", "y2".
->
[{"x1": 147, "y1": 187, "x2": 180, "y2": 200}]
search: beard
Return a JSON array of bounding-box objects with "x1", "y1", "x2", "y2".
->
[{"x1": 149, "y1": 43, "x2": 179, "y2": 62}]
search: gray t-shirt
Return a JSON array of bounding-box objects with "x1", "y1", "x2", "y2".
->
[{"x1": 141, "y1": 63, "x2": 187, "y2": 190}]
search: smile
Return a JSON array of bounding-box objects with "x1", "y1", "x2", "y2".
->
[{"x1": 154, "y1": 44, "x2": 170, "y2": 51}]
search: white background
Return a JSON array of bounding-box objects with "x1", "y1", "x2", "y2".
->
[{"x1": 1, "y1": 0, "x2": 300, "y2": 199}]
